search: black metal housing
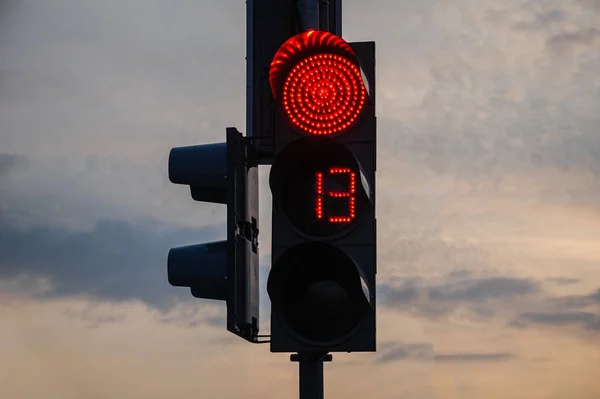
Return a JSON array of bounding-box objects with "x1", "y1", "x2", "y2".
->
[
  {"x1": 268, "y1": 42, "x2": 377, "y2": 353},
  {"x1": 167, "y1": 128, "x2": 260, "y2": 343}
]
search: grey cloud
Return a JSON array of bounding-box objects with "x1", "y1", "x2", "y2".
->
[
  {"x1": 545, "y1": 277, "x2": 580, "y2": 285},
  {"x1": 498, "y1": 287, "x2": 600, "y2": 334},
  {"x1": 378, "y1": 275, "x2": 541, "y2": 326},
  {"x1": 536, "y1": 9, "x2": 567, "y2": 24},
  {"x1": 427, "y1": 277, "x2": 539, "y2": 302},
  {"x1": 376, "y1": 235, "x2": 497, "y2": 279},
  {"x1": 0, "y1": 153, "x2": 26, "y2": 177},
  {"x1": 1, "y1": 0, "x2": 247, "y2": 164},
  {"x1": 0, "y1": 153, "x2": 229, "y2": 231},
  {"x1": 552, "y1": 289, "x2": 600, "y2": 309},
  {"x1": 577, "y1": 0, "x2": 600, "y2": 13},
  {"x1": 157, "y1": 304, "x2": 226, "y2": 329},
  {"x1": 0, "y1": 216, "x2": 224, "y2": 310},
  {"x1": 203, "y1": 314, "x2": 227, "y2": 329},
  {"x1": 512, "y1": 311, "x2": 600, "y2": 331},
  {"x1": 379, "y1": 276, "x2": 538, "y2": 309},
  {"x1": 0, "y1": 0, "x2": 16, "y2": 21},
  {"x1": 377, "y1": 113, "x2": 600, "y2": 185},
  {"x1": 377, "y1": 341, "x2": 516, "y2": 364},
  {"x1": 448, "y1": 269, "x2": 474, "y2": 279},
  {"x1": 434, "y1": 352, "x2": 515, "y2": 363},
  {"x1": 540, "y1": 188, "x2": 600, "y2": 209},
  {"x1": 378, "y1": 282, "x2": 419, "y2": 306},
  {"x1": 546, "y1": 28, "x2": 600, "y2": 54},
  {"x1": 63, "y1": 304, "x2": 127, "y2": 329},
  {"x1": 375, "y1": 13, "x2": 600, "y2": 180},
  {"x1": 209, "y1": 334, "x2": 245, "y2": 347},
  {"x1": 382, "y1": 275, "x2": 600, "y2": 336},
  {"x1": 377, "y1": 342, "x2": 434, "y2": 363},
  {"x1": 513, "y1": 9, "x2": 567, "y2": 31}
]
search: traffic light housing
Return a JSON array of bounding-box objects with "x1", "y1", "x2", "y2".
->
[
  {"x1": 167, "y1": 127, "x2": 260, "y2": 342},
  {"x1": 267, "y1": 31, "x2": 376, "y2": 353}
]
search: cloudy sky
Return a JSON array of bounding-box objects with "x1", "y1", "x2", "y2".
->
[{"x1": 1, "y1": 0, "x2": 599, "y2": 397}]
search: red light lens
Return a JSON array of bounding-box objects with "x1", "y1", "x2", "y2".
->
[
  {"x1": 282, "y1": 53, "x2": 366, "y2": 135},
  {"x1": 269, "y1": 30, "x2": 368, "y2": 136}
]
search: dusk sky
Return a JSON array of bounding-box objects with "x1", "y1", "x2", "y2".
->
[{"x1": 1, "y1": 0, "x2": 600, "y2": 398}]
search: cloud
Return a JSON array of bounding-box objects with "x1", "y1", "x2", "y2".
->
[
  {"x1": 377, "y1": 342, "x2": 434, "y2": 363},
  {"x1": 546, "y1": 277, "x2": 580, "y2": 285},
  {"x1": 0, "y1": 0, "x2": 17, "y2": 21},
  {"x1": 378, "y1": 282, "x2": 419, "y2": 306},
  {"x1": 577, "y1": 0, "x2": 600, "y2": 13},
  {"x1": 0, "y1": 153, "x2": 26, "y2": 178},
  {"x1": 427, "y1": 277, "x2": 538, "y2": 302},
  {"x1": 512, "y1": 311, "x2": 600, "y2": 331},
  {"x1": 379, "y1": 275, "x2": 539, "y2": 310},
  {"x1": 377, "y1": 274, "x2": 550, "y2": 331},
  {"x1": 552, "y1": 288, "x2": 600, "y2": 308},
  {"x1": 377, "y1": 112, "x2": 600, "y2": 183},
  {"x1": 62, "y1": 302, "x2": 127, "y2": 329},
  {"x1": 434, "y1": 352, "x2": 515, "y2": 363},
  {"x1": 0, "y1": 0, "x2": 246, "y2": 161},
  {"x1": 513, "y1": 9, "x2": 567, "y2": 31},
  {"x1": 155, "y1": 301, "x2": 225, "y2": 329},
  {"x1": 381, "y1": 273, "x2": 600, "y2": 337},
  {"x1": 377, "y1": 341, "x2": 516, "y2": 364},
  {"x1": 0, "y1": 217, "x2": 223, "y2": 310},
  {"x1": 546, "y1": 28, "x2": 600, "y2": 54}
]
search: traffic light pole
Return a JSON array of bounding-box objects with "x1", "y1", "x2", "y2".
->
[
  {"x1": 296, "y1": 0, "x2": 341, "y2": 33},
  {"x1": 291, "y1": 352, "x2": 333, "y2": 399}
]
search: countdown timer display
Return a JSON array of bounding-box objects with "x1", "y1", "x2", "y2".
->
[{"x1": 279, "y1": 161, "x2": 368, "y2": 238}]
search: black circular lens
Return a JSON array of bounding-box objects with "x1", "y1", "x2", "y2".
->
[{"x1": 270, "y1": 243, "x2": 371, "y2": 344}]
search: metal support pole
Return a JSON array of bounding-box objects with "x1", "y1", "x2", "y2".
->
[
  {"x1": 297, "y1": 0, "x2": 339, "y2": 32},
  {"x1": 297, "y1": 0, "x2": 320, "y2": 30},
  {"x1": 331, "y1": 0, "x2": 342, "y2": 36},
  {"x1": 291, "y1": 353, "x2": 333, "y2": 399},
  {"x1": 319, "y1": 0, "x2": 329, "y2": 32}
]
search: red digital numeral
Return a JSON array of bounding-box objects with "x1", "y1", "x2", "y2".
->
[{"x1": 315, "y1": 167, "x2": 356, "y2": 224}]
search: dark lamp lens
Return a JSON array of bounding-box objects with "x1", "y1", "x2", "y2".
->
[{"x1": 271, "y1": 243, "x2": 371, "y2": 344}]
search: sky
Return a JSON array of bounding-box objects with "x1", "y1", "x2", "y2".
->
[{"x1": 1, "y1": 0, "x2": 599, "y2": 398}]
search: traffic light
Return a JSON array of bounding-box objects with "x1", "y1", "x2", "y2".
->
[
  {"x1": 267, "y1": 30, "x2": 377, "y2": 353},
  {"x1": 167, "y1": 127, "x2": 260, "y2": 343}
]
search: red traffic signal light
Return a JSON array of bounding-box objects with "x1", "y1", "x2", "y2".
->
[
  {"x1": 269, "y1": 30, "x2": 368, "y2": 136},
  {"x1": 268, "y1": 37, "x2": 377, "y2": 353}
]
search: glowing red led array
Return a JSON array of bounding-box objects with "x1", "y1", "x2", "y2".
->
[
  {"x1": 329, "y1": 168, "x2": 356, "y2": 223},
  {"x1": 282, "y1": 53, "x2": 366, "y2": 135},
  {"x1": 316, "y1": 172, "x2": 324, "y2": 219},
  {"x1": 314, "y1": 167, "x2": 357, "y2": 224},
  {"x1": 270, "y1": 30, "x2": 355, "y2": 99}
]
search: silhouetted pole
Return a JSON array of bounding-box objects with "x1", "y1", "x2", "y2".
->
[
  {"x1": 291, "y1": 353, "x2": 333, "y2": 399},
  {"x1": 296, "y1": 0, "x2": 341, "y2": 33}
]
